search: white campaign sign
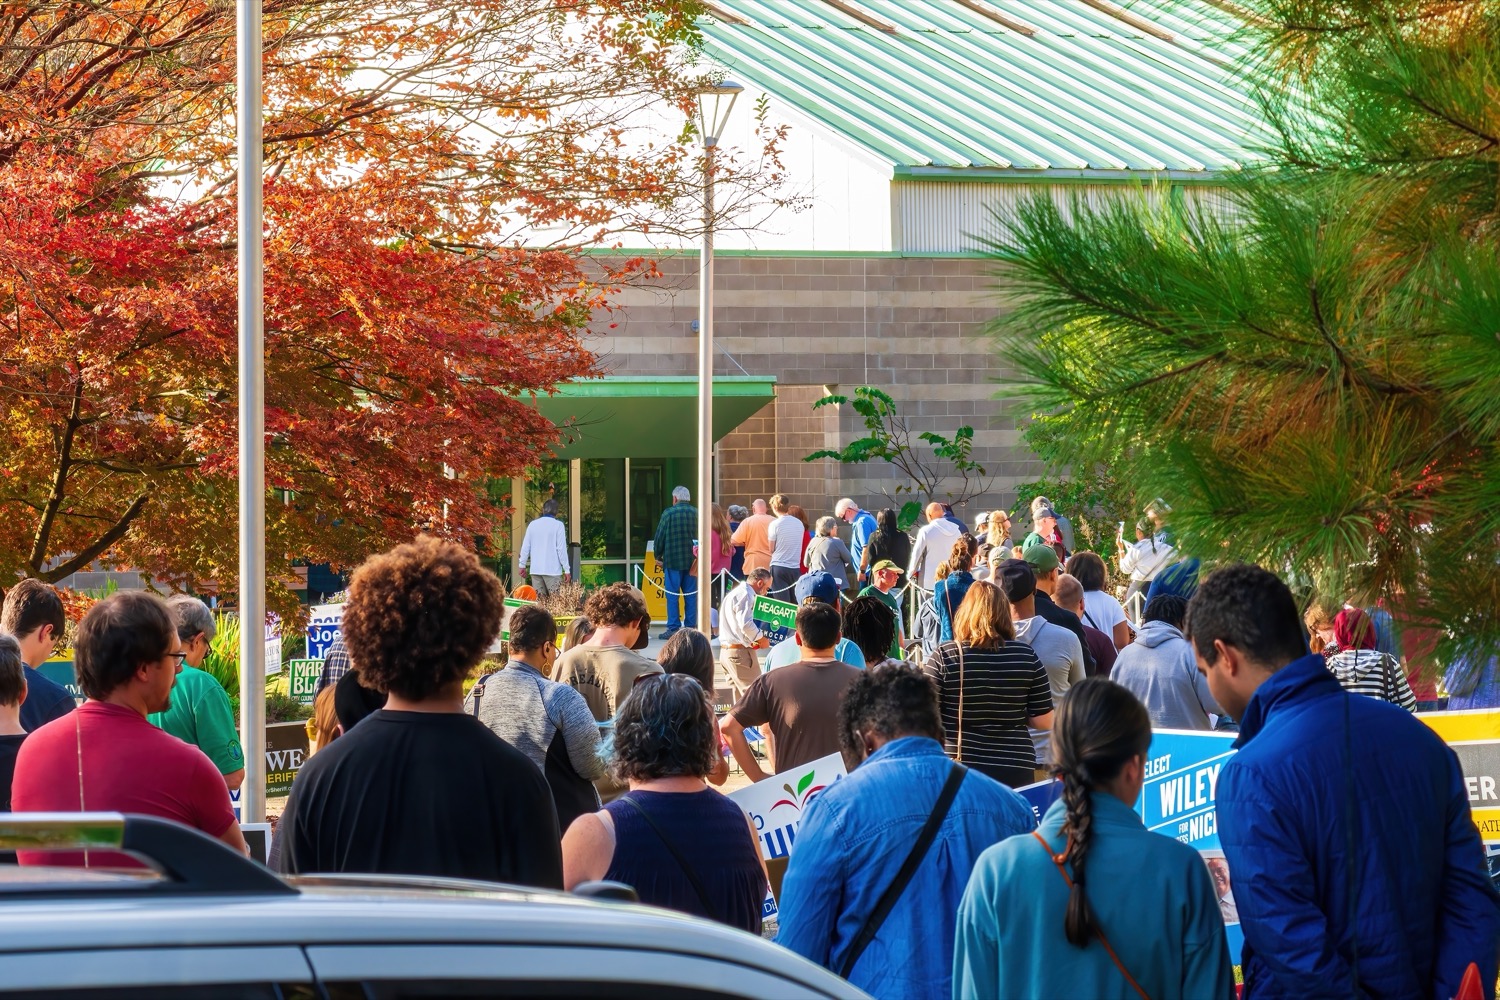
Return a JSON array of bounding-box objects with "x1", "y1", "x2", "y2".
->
[
  {"x1": 727, "y1": 752, "x2": 847, "y2": 921},
  {"x1": 728, "y1": 751, "x2": 848, "y2": 862}
]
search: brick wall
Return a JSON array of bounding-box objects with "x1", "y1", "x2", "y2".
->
[{"x1": 587, "y1": 253, "x2": 1040, "y2": 522}]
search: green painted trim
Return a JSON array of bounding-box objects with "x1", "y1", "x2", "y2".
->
[
  {"x1": 890, "y1": 167, "x2": 1236, "y2": 184},
  {"x1": 545, "y1": 376, "x2": 776, "y2": 399},
  {"x1": 580, "y1": 247, "x2": 990, "y2": 259}
]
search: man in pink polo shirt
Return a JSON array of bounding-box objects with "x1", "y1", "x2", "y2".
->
[{"x1": 12, "y1": 591, "x2": 245, "y2": 867}]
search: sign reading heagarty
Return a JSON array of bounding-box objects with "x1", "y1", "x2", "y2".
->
[{"x1": 751, "y1": 595, "x2": 797, "y2": 646}]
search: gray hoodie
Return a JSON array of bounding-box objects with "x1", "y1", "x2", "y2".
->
[
  {"x1": 1111, "y1": 620, "x2": 1223, "y2": 731},
  {"x1": 1015, "y1": 616, "x2": 1085, "y2": 764}
]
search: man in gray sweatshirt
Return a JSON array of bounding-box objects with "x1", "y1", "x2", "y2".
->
[
  {"x1": 1111, "y1": 594, "x2": 1224, "y2": 730},
  {"x1": 995, "y1": 559, "x2": 1085, "y2": 770}
]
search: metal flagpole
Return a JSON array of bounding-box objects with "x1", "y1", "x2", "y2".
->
[{"x1": 237, "y1": 0, "x2": 267, "y2": 824}]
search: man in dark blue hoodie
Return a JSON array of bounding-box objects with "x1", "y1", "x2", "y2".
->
[{"x1": 1188, "y1": 564, "x2": 1499, "y2": 999}]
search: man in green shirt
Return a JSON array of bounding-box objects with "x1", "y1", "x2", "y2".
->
[
  {"x1": 149, "y1": 595, "x2": 244, "y2": 791},
  {"x1": 858, "y1": 560, "x2": 907, "y2": 659}
]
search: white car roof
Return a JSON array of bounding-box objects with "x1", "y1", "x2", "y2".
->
[{"x1": 0, "y1": 875, "x2": 867, "y2": 998}]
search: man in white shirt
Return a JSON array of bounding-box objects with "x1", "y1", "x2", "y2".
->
[
  {"x1": 906, "y1": 501, "x2": 963, "y2": 594},
  {"x1": 519, "y1": 499, "x2": 569, "y2": 596},
  {"x1": 767, "y1": 493, "x2": 805, "y2": 600},
  {"x1": 720, "y1": 568, "x2": 773, "y2": 699}
]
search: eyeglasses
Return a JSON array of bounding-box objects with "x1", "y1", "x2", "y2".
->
[{"x1": 165, "y1": 651, "x2": 187, "y2": 667}]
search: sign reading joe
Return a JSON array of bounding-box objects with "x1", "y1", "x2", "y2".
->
[{"x1": 306, "y1": 604, "x2": 344, "y2": 661}]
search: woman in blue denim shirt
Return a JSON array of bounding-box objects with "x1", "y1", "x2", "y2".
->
[{"x1": 777, "y1": 664, "x2": 1035, "y2": 1000}]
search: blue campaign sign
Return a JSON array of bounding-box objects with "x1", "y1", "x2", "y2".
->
[
  {"x1": 1139, "y1": 730, "x2": 1236, "y2": 847},
  {"x1": 1139, "y1": 729, "x2": 1243, "y2": 964},
  {"x1": 306, "y1": 603, "x2": 343, "y2": 661},
  {"x1": 38, "y1": 658, "x2": 83, "y2": 703},
  {"x1": 1015, "y1": 729, "x2": 1245, "y2": 965}
]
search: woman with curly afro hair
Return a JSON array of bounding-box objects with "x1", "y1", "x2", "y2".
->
[{"x1": 276, "y1": 535, "x2": 563, "y2": 888}]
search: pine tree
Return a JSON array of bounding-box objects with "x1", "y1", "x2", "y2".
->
[{"x1": 984, "y1": 0, "x2": 1500, "y2": 665}]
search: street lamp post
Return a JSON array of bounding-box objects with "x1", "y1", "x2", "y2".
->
[
  {"x1": 237, "y1": 1, "x2": 267, "y2": 824},
  {"x1": 695, "y1": 82, "x2": 742, "y2": 637}
]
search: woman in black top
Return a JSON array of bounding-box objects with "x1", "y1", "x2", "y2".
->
[
  {"x1": 859, "y1": 508, "x2": 913, "y2": 579},
  {"x1": 561, "y1": 674, "x2": 767, "y2": 932},
  {"x1": 922, "y1": 580, "x2": 1055, "y2": 788}
]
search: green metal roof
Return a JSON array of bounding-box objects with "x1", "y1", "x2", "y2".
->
[
  {"x1": 699, "y1": 0, "x2": 1262, "y2": 177},
  {"x1": 532, "y1": 376, "x2": 776, "y2": 459}
]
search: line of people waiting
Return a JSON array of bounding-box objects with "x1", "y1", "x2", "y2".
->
[{"x1": 1, "y1": 532, "x2": 1496, "y2": 1000}]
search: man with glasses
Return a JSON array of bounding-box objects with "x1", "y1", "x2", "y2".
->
[
  {"x1": 12, "y1": 591, "x2": 247, "y2": 866},
  {"x1": 0, "y1": 579, "x2": 76, "y2": 732},
  {"x1": 149, "y1": 595, "x2": 245, "y2": 791}
]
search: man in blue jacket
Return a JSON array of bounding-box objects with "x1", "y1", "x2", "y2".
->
[{"x1": 1188, "y1": 564, "x2": 1499, "y2": 999}]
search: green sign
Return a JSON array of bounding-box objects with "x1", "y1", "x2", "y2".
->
[
  {"x1": 751, "y1": 595, "x2": 797, "y2": 644},
  {"x1": 288, "y1": 658, "x2": 323, "y2": 704}
]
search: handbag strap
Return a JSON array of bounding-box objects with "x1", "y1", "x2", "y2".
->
[
  {"x1": 1031, "y1": 831, "x2": 1150, "y2": 1000},
  {"x1": 469, "y1": 672, "x2": 497, "y2": 718},
  {"x1": 840, "y1": 763, "x2": 968, "y2": 978},
  {"x1": 618, "y1": 795, "x2": 721, "y2": 923}
]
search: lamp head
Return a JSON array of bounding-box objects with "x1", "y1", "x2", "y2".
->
[{"x1": 696, "y1": 80, "x2": 744, "y2": 147}]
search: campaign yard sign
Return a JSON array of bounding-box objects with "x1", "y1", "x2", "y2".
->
[
  {"x1": 728, "y1": 751, "x2": 847, "y2": 921},
  {"x1": 306, "y1": 604, "x2": 344, "y2": 661},
  {"x1": 1016, "y1": 729, "x2": 1245, "y2": 963},
  {"x1": 1420, "y1": 709, "x2": 1500, "y2": 844},
  {"x1": 751, "y1": 594, "x2": 797, "y2": 646},
  {"x1": 38, "y1": 655, "x2": 83, "y2": 704},
  {"x1": 265, "y1": 720, "x2": 311, "y2": 797},
  {"x1": 288, "y1": 659, "x2": 323, "y2": 704}
]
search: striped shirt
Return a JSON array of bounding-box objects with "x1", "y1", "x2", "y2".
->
[
  {"x1": 922, "y1": 640, "x2": 1053, "y2": 786},
  {"x1": 1326, "y1": 650, "x2": 1418, "y2": 712}
]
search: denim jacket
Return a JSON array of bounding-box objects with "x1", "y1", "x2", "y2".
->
[{"x1": 776, "y1": 737, "x2": 1035, "y2": 1000}]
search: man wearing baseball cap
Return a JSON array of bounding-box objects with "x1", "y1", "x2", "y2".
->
[
  {"x1": 834, "y1": 499, "x2": 878, "y2": 585},
  {"x1": 995, "y1": 558, "x2": 1085, "y2": 772},
  {"x1": 1021, "y1": 543, "x2": 1096, "y2": 676},
  {"x1": 858, "y1": 560, "x2": 906, "y2": 660},
  {"x1": 762, "y1": 571, "x2": 867, "y2": 672},
  {"x1": 723, "y1": 600, "x2": 861, "y2": 781}
]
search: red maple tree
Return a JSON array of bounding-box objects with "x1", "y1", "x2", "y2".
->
[{"x1": 0, "y1": 1, "x2": 785, "y2": 613}]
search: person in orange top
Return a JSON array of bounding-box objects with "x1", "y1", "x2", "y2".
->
[{"x1": 730, "y1": 498, "x2": 776, "y2": 574}]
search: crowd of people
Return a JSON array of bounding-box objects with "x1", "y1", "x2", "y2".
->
[{"x1": 0, "y1": 491, "x2": 1498, "y2": 999}]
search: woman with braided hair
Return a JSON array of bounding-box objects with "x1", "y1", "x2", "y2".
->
[{"x1": 954, "y1": 678, "x2": 1233, "y2": 999}]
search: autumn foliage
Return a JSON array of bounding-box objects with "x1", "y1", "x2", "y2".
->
[{"x1": 0, "y1": 1, "x2": 760, "y2": 610}]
